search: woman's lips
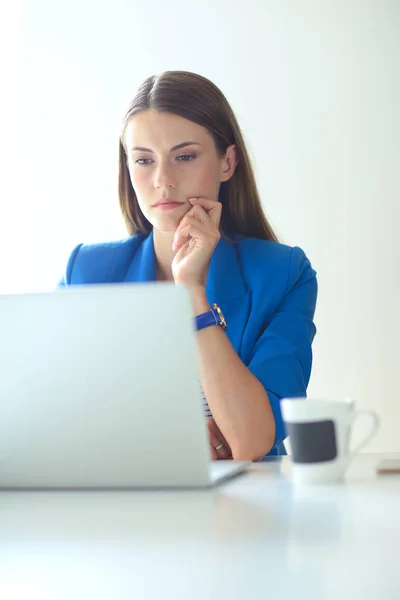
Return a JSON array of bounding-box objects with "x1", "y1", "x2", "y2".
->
[{"x1": 154, "y1": 202, "x2": 184, "y2": 211}]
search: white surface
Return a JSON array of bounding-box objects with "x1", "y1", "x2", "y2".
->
[
  {"x1": 1, "y1": 1, "x2": 399, "y2": 452},
  {"x1": 1, "y1": 453, "x2": 399, "y2": 600},
  {"x1": 0, "y1": 284, "x2": 220, "y2": 488},
  {"x1": 209, "y1": 460, "x2": 251, "y2": 485}
]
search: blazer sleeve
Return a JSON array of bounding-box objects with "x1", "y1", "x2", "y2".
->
[{"x1": 247, "y1": 247, "x2": 318, "y2": 449}]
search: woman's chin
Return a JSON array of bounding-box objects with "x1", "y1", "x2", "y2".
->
[{"x1": 153, "y1": 216, "x2": 181, "y2": 233}]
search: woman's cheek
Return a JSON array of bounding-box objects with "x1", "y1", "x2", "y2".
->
[
  {"x1": 127, "y1": 170, "x2": 152, "y2": 218},
  {"x1": 184, "y1": 163, "x2": 220, "y2": 198},
  {"x1": 129, "y1": 166, "x2": 148, "y2": 191}
]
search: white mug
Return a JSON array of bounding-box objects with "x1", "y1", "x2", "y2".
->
[{"x1": 281, "y1": 397, "x2": 380, "y2": 484}]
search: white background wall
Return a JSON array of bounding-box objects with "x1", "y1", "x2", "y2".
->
[{"x1": 1, "y1": 0, "x2": 399, "y2": 451}]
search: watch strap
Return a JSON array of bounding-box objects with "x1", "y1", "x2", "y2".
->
[{"x1": 194, "y1": 307, "x2": 221, "y2": 331}]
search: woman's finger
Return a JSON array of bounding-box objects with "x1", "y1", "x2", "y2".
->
[
  {"x1": 177, "y1": 209, "x2": 199, "y2": 229},
  {"x1": 208, "y1": 426, "x2": 219, "y2": 458},
  {"x1": 207, "y1": 421, "x2": 232, "y2": 460},
  {"x1": 172, "y1": 211, "x2": 204, "y2": 251},
  {"x1": 208, "y1": 430, "x2": 222, "y2": 460},
  {"x1": 209, "y1": 443, "x2": 218, "y2": 460},
  {"x1": 173, "y1": 219, "x2": 199, "y2": 252},
  {"x1": 173, "y1": 219, "x2": 213, "y2": 252},
  {"x1": 215, "y1": 441, "x2": 231, "y2": 460},
  {"x1": 212, "y1": 427, "x2": 232, "y2": 460},
  {"x1": 172, "y1": 216, "x2": 194, "y2": 252},
  {"x1": 189, "y1": 197, "x2": 222, "y2": 227},
  {"x1": 187, "y1": 204, "x2": 211, "y2": 225}
]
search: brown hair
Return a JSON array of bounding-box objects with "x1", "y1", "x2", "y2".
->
[{"x1": 118, "y1": 71, "x2": 279, "y2": 242}]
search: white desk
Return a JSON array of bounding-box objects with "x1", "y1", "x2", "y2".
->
[{"x1": 1, "y1": 453, "x2": 399, "y2": 600}]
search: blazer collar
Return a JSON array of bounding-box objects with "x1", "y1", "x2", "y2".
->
[{"x1": 125, "y1": 231, "x2": 247, "y2": 300}]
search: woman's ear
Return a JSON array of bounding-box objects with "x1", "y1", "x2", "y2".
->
[{"x1": 220, "y1": 144, "x2": 238, "y2": 182}]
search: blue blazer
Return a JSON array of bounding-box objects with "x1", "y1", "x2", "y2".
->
[{"x1": 60, "y1": 231, "x2": 317, "y2": 456}]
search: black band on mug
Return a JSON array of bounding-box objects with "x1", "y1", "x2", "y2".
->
[{"x1": 286, "y1": 420, "x2": 337, "y2": 463}]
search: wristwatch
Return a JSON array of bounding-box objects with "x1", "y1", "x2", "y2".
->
[{"x1": 194, "y1": 303, "x2": 227, "y2": 332}]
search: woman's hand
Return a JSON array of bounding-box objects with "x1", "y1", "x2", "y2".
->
[
  {"x1": 172, "y1": 197, "x2": 222, "y2": 288},
  {"x1": 207, "y1": 418, "x2": 232, "y2": 460}
]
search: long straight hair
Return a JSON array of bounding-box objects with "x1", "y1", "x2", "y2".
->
[{"x1": 118, "y1": 71, "x2": 279, "y2": 242}]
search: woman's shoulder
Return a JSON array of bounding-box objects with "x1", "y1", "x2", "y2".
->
[
  {"x1": 79, "y1": 234, "x2": 145, "y2": 254},
  {"x1": 233, "y1": 235, "x2": 293, "y2": 261},
  {"x1": 62, "y1": 234, "x2": 146, "y2": 285},
  {"x1": 232, "y1": 235, "x2": 316, "y2": 294}
]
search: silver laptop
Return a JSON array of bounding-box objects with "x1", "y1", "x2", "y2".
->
[{"x1": 0, "y1": 283, "x2": 250, "y2": 488}]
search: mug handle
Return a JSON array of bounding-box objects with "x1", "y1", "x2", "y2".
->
[{"x1": 349, "y1": 410, "x2": 380, "y2": 458}]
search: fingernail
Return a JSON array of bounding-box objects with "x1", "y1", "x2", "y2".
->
[{"x1": 188, "y1": 198, "x2": 196, "y2": 204}]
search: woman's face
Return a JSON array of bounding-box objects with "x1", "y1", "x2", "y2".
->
[{"x1": 124, "y1": 109, "x2": 236, "y2": 232}]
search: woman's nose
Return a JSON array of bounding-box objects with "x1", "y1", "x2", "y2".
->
[{"x1": 154, "y1": 162, "x2": 177, "y2": 189}]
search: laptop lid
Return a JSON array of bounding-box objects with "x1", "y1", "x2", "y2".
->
[{"x1": 0, "y1": 283, "x2": 212, "y2": 488}]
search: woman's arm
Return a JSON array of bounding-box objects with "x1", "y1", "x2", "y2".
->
[
  {"x1": 191, "y1": 286, "x2": 275, "y2": 461},
  {"x1": 172, "y1": 197, "x2": 317, "y2": 462}
]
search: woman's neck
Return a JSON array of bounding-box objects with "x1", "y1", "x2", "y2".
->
[{"x1": 153, "y1": 228, "x2": 175, "y2": 282}]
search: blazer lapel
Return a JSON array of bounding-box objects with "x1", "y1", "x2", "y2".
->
[
  {"x1": 124, "y1": 231, "x2": 157, "y2": 283},
  {"x1": 206, "y1": 238, "x2": 250, "y2": 355}
]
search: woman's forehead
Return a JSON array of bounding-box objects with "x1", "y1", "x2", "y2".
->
[{"x1": 125, "y1": 109, "x2": 213, "y2": 151}]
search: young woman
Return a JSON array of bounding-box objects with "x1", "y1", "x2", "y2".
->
[{"x1": 60, "y1": 71, "x2": 317, "y2": 461}]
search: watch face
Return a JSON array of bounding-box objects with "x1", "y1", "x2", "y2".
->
[{"x1": 212, "y1": 303, "x2": 227, "y2": 330}]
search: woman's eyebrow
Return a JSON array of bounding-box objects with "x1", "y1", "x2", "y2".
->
[{"x1": 131, "y1": 141, "x2": 202, "y2": 153}]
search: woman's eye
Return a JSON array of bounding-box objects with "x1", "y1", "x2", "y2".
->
[
  {"x1": 135, "y1": 158, "x2": 153, "y2": 165},
  {"x1": 134, "y1": 155, "x2": 195, "y2": 165},
  {"x1": 176, "y1": 154, "x2": 195, "y2": 162}
]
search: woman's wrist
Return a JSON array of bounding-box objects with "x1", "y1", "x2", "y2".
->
[{"x1": 187, "y1": 285, "x2": 210, "y2": 316}]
